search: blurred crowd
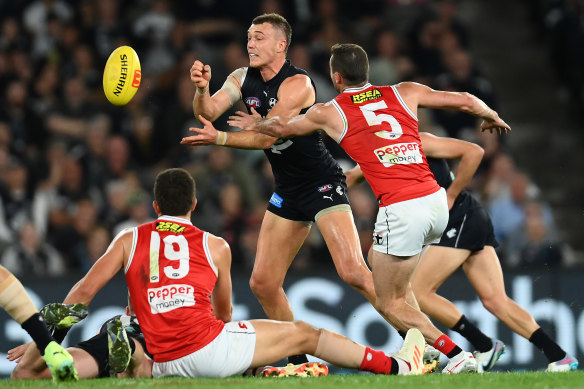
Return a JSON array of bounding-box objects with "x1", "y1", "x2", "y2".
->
[
  {"x1": 527, "y1": 0, "x2": 584, "y2": 108},
  {"x1": 0, "y1": 0, "x2": 575, "y2": 278}
]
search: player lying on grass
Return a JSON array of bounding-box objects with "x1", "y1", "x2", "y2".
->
[
  {"x1": 0, "y1": 265, "x2": 78, "y2": 381},
  {"x1": 345, "y1": 132, "x2": 578, "y2": 373},
  {"x1": 12, "y1": 168, "x2": 427, "y2": 378},
  {"x1": 9, "y1": 303, "x2": 153, "y2": 380}
]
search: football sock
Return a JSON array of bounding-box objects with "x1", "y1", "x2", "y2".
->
[
  {"x1": 451, "y1": 315, "x2": 493, "y2": 352},
  {"x1": 21, "y1": 313, "x2": 53, "y2": 355},
  {"x1": 0, "y1": 273, "x2": 38, "y2": 323},
  {"x1": 359, "y1": 346, "x2": 399, "y2": 375},
  {"x1": 434, "y1": 334, "x2": 463, "y2": 359},
  {"x1": 288, "y1": 354, "x2": 309, "y2": 365},
  {"x1": 529, "y1": 327, "x2": 566, "y2": 362}
]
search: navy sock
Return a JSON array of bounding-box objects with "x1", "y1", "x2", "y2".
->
[{"x1": 451, "y1": 315, "x2": 493, "y2": 352}]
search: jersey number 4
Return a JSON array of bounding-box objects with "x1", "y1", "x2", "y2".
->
[
  {"x1": 359, "y1": 101, "x2": 403, "y2": 139},
  {"x1": 149, "y1": 231, "x2": 189, "y2": 282}
]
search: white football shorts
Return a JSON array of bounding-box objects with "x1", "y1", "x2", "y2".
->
[
  {"x1": 152, "y1": 320, "x2": 256, "y2": 378},
  {"x1": 373, "y1": 188, "x2": 448, "y2": 256}
]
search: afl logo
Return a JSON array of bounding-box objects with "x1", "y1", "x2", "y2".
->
[
  {"x1": 245, "y1": 97, "x2": 261, "y2": 108},
  {"x1": 318, "y1": 184, "x2": 333, "y2": 192}
]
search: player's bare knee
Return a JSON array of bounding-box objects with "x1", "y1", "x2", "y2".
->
[
  {"x1": 336, "y1": 265, "x2": 364, "y2": 289},
  {"x1": 481, "y1": 294, "x2": 506, "y2": 314},
  {"x1": 374, "y1": 298, "x2": 403, "y2": 320},
  {"x1": 249, "y1": 274, "x2": 277, "y2": 298}
]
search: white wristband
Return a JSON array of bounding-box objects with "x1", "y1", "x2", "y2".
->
[{"x1": 216, "y1": 131, "x2": 227, "y2": 146}]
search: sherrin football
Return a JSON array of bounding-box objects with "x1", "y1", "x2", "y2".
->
[{"x1": 103, "y1": 46, "x2": 141, "y2": 106}]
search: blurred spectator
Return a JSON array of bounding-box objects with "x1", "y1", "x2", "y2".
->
[
  {"x1": 368, "y1": 28, "x2": 400, "y2": 86},
  {"x1": 191, "y1": 147, "x2": 260, "y2": 232},
  {"x1": 46, "y1": 77, "x2": 97, "y2": 144},
  {"x1": 49, "y1": 197, "x2": 98, "y2": 270},
  {"x1": 79, "y1": 225, "x2": 112, "y2": 270},
  {"x1": 22, "y1": 0, "x2": 73, "y2": 59},
  {"x1": 288, "y1": 43, "x2": 337, "y2": 103},
  {"x1": 218, "y1": 183, "x2": 249, "y2": 267},
  {"x1": 503, "y1": 200, "x2": 564, "y2": 268},
  {"x1": 432, "y1": 49, "x2": 496, "y2": 138},
  {"x1": 133, "y1": 0, "x2": 176, "y2": 75},
  {"x1": 489, "y1": 171, "x2": 555, "y2": 244},
  {"x1": 113, "y1": 189, "x2": 154, "y2": 236},
  {"x1": 0, "y1": 79, "x2": 45, "y2": 157},
  {"x1": 0, "y1": 220, "x2": 65, "y2": 277}
]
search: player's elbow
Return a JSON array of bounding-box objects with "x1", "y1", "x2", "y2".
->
[
  {"x1": 471, "y1": 143, "x2": 485, "y2": 159},
  {"x1": 457, "y1": 92, "x2": 477, "y2": 113}
]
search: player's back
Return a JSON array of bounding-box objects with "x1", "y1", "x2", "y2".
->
[
  {"x1": 125, "y1": 216, "x2": 225, "y2": 362},
  {"x1": 333, "y1": 84, "x2": 439, "y2": 206}
]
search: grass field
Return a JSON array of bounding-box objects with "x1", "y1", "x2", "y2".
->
[{"x1": 1, "y1": 371, "x2": 583, "y2": 389}]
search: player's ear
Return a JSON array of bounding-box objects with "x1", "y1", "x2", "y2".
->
[
  {"x1": 278, "y1": 39, "x2": 287, "y2": 54},
  {"x1": 191, "y1": 198, "x2": 197, "y2": 212},
  {"x1": 153, "y1": 201, "x2": 161, "y2": 216}
]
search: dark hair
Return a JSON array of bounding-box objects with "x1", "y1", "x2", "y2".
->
[
  {"x1": 153, "y1": 168, "x2": 196, "y2": 216},
  {"x1": 330, "y1": 43, "x2": 369, "y2": 85},
  {"x1": 252, "y1": 13, "x2": 292, "y2": 53}
]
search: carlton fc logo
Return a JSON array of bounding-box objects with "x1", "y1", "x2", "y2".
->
[{"x1": 245, "y1": 97, "x2": 261, "y2": 108}]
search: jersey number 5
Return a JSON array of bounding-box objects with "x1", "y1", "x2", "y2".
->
[
  {"x1": 149, "y1": 231, "x2": 189, "y2": 282},
  {"x1": 359, "y1": 101, "x2": 403, "y2": 139}
]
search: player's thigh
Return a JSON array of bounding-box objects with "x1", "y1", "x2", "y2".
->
[
  {"x1": 368, "y1": 249, "x2": 418, "y2": 300},
  {"x1": 68, "y1": 347, "x2": 100, "y2": 379},
  {"x1": 253, "y1": 210, "x2": 310, "y2": 280},
  {"x1": 462, "y1": 246, "x2": 507, "y2": 299},
  {"x1": 249, "y1": 319, "x2": 315, "y2": 367},
  {"x1": 413, "y1": 245, "x2": 470, "y2": 294}
]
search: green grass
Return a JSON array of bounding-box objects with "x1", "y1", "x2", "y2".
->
[{"x1": 1, "y1": 371, "x2": 583, "y2": 389}]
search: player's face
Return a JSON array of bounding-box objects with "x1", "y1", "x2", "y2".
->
[{"x1": 247, "y1": 23, "x2": 285, "y2": 68}]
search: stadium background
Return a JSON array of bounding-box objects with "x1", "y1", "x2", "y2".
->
[{"x1": 0, "y1": 0, "x2": 582, "y2": 376}]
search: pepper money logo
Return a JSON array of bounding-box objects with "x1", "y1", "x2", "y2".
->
[{"x1": 148, "y1": 284, "x2": 195, "y2": 314}]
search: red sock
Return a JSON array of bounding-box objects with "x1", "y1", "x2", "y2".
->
[
  {"x1": 434, "y1": 334, "x2": 457, "y2": 356},
  {"x1": 359, "y1": 347, "x2": 398, "y2": 374}
]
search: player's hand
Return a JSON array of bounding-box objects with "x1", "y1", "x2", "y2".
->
[
  {"x1": 181, "y1": 115, "x2": 219, "y2": 146},
  {"x1": 190, "y1": 60, "x2": 212, "y2": 90},
  {"x1": 7, "y1": 342, "x2": 32, "y2": 363},
  {"x1": 227, "y1": 108, "x2": 261, "y2": 131},
  {"x1": 480, "y1": 116, "x2": 511, "y2": 135}
]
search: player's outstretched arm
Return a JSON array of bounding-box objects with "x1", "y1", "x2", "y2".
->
[
  {"x1": 62, "y1": 229, "x2": 131, "y2": 306},
  {"x1": 397, "y1": 82, "x2": 511, "y2": 135},
  {"x1": 420, "y1": 132, "x2": 484, "y2": 209},
  {"x1": 182, "y1": 114, "x2": 277, "y2": 150},
  {"x1": 233, "y1": 102, "x2": 344, "y2": 140}
]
